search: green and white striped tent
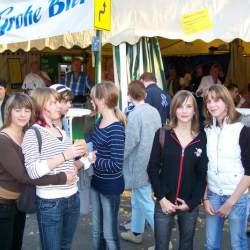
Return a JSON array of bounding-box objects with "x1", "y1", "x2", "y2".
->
[{"x1": 113, "y1": 37, "x2": 167, "y2": 110}]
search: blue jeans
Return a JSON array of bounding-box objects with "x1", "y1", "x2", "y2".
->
[
  {"x1": 0, "y1": 203, "x2": 26, "y2": 250},
  {"x1": 131, "y1": 185, "x2": 155, "y2": 233},
  {"x1": 36, "y1": 192, "x2": 80, "y2": 250},
  {"x1": 206, "y1": 190, "x2": 249, "y2": 250},
  {"x1": 154, "y1": 201, "x2": 198, "y2": 250},
  {"x1": 91, "y1": 188, "x2": 121, "y2": 250}
]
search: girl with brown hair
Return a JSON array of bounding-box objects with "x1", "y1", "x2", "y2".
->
[
  {"x1": 148, "y1": 90, "x2": 208, "y2": 250},
  {"x1": 89, "y1": 81, "x2": 126, "y2": 250},
  {"x1": 203, "y1": 85, "x2": 250, "y2": 250}
]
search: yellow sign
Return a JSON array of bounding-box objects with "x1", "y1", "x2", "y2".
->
[
  {"x1": 94, "y1": 0, "x2": 111, "y2": 31},
  {"x1": 180, "y1": 8, "x2": 213, "y2": 35}
]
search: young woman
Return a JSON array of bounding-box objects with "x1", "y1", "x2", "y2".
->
[
  {"x1": 203, "y1": 85, "x2": 250, "y2": 250},
  {"x1": 22, "y1": 88, "x2": 86, "y2": 250},
  {"x1": 121, "y1": 80, "x2": 161, "y2": 243},
  {"x1": 148, "y1": 90, "x2": 208, "y2": 250},
  {"x1": 90, "y1": 81, "x2": 126, "y2": 250},
  {"x1": 0, "y1": 93, "x2": 75, "y2": 250}
]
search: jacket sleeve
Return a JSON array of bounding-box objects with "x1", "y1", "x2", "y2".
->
[
  {"x1": 186, "y1": 134, "x2": 208, "y2": 210},
  {"x1": 147, "y1": 129, "x2": 169, "y2": 200},
  {"x1": 0, "y1": 138, "x2": 66, "y2": 186},
  {"x1": 239, "y1": 126, "x2": 250, "y2": 176}
]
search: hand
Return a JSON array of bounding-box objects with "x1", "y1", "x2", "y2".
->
[
  {"x1": 175, "y1": 198, "x2": 189, "y2": 211},
  {"x1": 203, "y1": 199, "x2": 216, "y2": 215},
  {"x1": 65, "y1": 168, "x2": 77, "y2": 185},
  {"x1": 87, "y1": 150, "x2": 97, "y2": 164},
  {"x1": 216, "y1": 199, "x2": 234, "y2": 218},
  {"x1": 63, "y1": 143, "x2": 86, "y2": 160},
  {"x1": 159, "y1": 197, "x2": 176, "y2": 214}
]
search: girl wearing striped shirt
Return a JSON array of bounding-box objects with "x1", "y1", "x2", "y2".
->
[
  {"x1": 22, "y1": 88, "x2": 86, "y2": 250},
  {"x1": 90, "y1": 81, "x2": 126, "y2": 250}
]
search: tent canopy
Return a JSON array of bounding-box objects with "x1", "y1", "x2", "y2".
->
[{"x1": 1, "y1": 0, "x2": 250, "y2": 52}]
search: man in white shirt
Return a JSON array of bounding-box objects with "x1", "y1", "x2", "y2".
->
[
  {"x1": 0, "y1": 80, "x2": 8, "y2": 128},
  {"x1": 22, "y1": 60, "x2": 51, "y2": 94},
  {"x1": 196, "y1": 63, "x2": 222, "y2": 96}
]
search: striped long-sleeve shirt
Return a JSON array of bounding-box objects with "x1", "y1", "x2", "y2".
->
[
  {"x1": 90, "y1": 121, "x2": 125, "y2": 195},
  {"x1": 21, "y1": 124, "x2": 78, "y2": 199}
]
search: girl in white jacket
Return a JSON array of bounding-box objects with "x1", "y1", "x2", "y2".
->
[{"x1": 203, "y1": 85, "x2": 250, "y2": 250}]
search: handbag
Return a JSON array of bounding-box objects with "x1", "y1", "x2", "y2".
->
[{"x1": 17, "y1": 126, "x2": 42, "y2": 214}]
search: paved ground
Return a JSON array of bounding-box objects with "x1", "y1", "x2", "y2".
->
[{"x1": 22, "y1": 196, "x2": 250, "y2": 250}]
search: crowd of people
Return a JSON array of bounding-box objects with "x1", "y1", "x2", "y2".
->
[{"x1": 0, "y1": 60, "x2": 250, "y2": 250}]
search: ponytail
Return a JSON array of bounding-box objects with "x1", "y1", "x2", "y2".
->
[{"x1": 114, "y1": 107, "x2": 127, "y2": 126}]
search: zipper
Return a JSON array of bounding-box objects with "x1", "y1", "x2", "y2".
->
[{"x1": 170, "y1": 134, "x2": 200, "y2": 205}]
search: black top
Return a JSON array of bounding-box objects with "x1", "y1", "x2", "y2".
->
[
  {"x1": 1, "y1": 95, "x2": 8, "y2": 124},
  {"x1": 239, "y1": 126, "x2": 250, "y2": 175},
  {"x1": 145, "y1": 84, "x2": 171, "y2": 124},
  {"x1": 147, "y1": 129, "x2": 208, "y2": 210}
]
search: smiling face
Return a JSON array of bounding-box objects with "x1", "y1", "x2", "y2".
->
[
  {"x1": 11, "y1": 107, "x2": 31, "y2": 128},
  {"x1": 175, "y1": 96, "x2": 195, "y2": 124},
  {"x1": 206, "y1": 92, "x2": 227, "y2": 121},
  {"x1": 0, "y1": 86, "x2": 6, "y2": 101},
  {"x1": 43, "y1": 96, "x2": 61, "y2": 121}
]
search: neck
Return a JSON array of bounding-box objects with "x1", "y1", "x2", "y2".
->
[
  {"x1": 44, "y1": 114, "x2": 53, "y2": 128},
  {"x1": 133, "y1": 100, "x2": 145, "y2": 107},
  {"x1": 175, "y1": 121, "x2": 192, "y2": 132},
  {"x1": 101, "y1": 108, "x2": 117, "y2": 121},
  {"x1": 73, "y1": 72, "x2": 80, "y2": 77},
  {"x1": 53, "y1": 118, "x2": 62, "y2": 129},
  {"x1": 8, "y1": 124, "x2": 23, "y2": 135},
  {"x1": 217, "y1": 116, "x2": 225, "y2": 127}
]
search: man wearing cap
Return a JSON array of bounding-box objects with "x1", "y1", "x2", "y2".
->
[
  {"x1": 64, "y1": 58, "x2": 92, "y2": 104},
  {"x1": 0, "y1": 80, "x2": 9, "y2": 128}
]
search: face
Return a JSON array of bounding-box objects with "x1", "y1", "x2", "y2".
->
[
  {"x1": 210, "y1": 67, "x2": 219, "y2": 79},
  {"x1": 91, "y1": 97, "x2": 104, "y2": 114},
  {"x1": 0, "y1": 86, "x2": 6, "y2": 101},
  {"x1": 71, "y1": 60, "x2": 82, "y2": 73},
  {"x1": 60, "y1": 99, "x2": 71, "y2": 115},
  {"x1": 11, "y1": 107, "x2": 31, "y2": 128},
  {"x1": 30, "y1": 61, "x2": 39, "y2": 73},
  {"x1": 229, "y1": 88, "x2": 239, "y2": 100},
  {"x1": 175, "y1": 96, "x2": 194, "y2": 124},
  {"x1": 206, "y1": 92, "x2": 227, "y2": 121},
  {"x1": 43, "y1": 96, "x2": 61, "y2": 120}
]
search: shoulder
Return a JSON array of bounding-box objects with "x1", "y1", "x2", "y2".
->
[{"x1": 240, "y1": 126, "x2": 250, "y2": 138}]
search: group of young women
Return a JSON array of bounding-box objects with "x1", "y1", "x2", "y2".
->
[{"x1": 0, "y1": 79, "x2": 249, "y2": 250}]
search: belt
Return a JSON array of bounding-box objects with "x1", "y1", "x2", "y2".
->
[{"x1": 0, "y1": 198, "x2": 16, "y2": 205}]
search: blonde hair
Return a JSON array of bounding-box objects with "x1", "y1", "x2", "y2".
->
[
  {"x1": 169, "y1": 90, "x2": 199, "y2": 133},
  {"x1": 2, "y1": 93, "x2": 35, "y2": 131},
  {"x1": 203, "y1": 85, "x2": 241, "y2": 127},
  {"x1": 30, "y1": 87, "x2": 59, "y2": 126},
  {"x1": 91, "y1": 81, "x2": 127, "y2": 126}
]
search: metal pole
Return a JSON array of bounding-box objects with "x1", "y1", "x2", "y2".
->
[{"x1": 95, "y1": 30, "x2": 102, "y2": 84}]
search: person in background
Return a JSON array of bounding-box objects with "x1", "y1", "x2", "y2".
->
[
  {"x1": 140, "y1": 72, "x2": 171, "y2": 125},
  {"x1": 167, "y1": 67, "x2": 181, "y2": 97},
  {"x1": 0, "y1": 79, "x2": 8, "y2": 128},
  {"x1": 50, "y1": 84, "x2": 73, "y2": 137},
  {"x1": 0, "y1": 93, "x2": 75, "y2": 250},
  {"x1": 190, "y1": 64, "x2": 204, "y2": 93},
  {"x1": 22, "y1": 88, "x2": 86, "y2": 250},
  {"x1": 227, "y1": 83, "x2": 246, "y2": 108},
  {"x1": 242, "y1": 83, "x2": 250, "y2": 109},
  {"x1": 64, "y1": 58, "x2": 93, "y2": 104},
  {"x1": 22, "y1": 60, "x2": 51, "y2": 93},
  {"x1": 121, "y1": 80, "x2": 161, "y2": 244},
  {"x1": 148, "y1": 90, "x2": 207, "y2": 250},
  {"x1": 196, "y1": 63, "x2": 222, "y2": 97},
  {"x1": 203, "y1": 85, "x2": 250, "y2": 250},
  {"x1": 90, "y1": 81, "x2": 126, "y2": 250}
]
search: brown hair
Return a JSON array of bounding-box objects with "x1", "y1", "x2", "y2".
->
[
  {"x1": 2, "y1": 93, "x2": 35, "y2": 131},
  {"x1": 203, "y1": 85, "x2": 241, "y2": 127},
  {"x1": 169, "y1": 90, "x2": 199, "y2": 133},
  {"x1": 139, "y1": 72, "x2": 156, "y2": 83},
  {"x1": 30, "y1": 87, "x2": 59, "y2": 127},
  {"x1": 91, "y1": 81, "x2": 127, "y2": 126},
  {"x1": 128, "y1": 80, "x2": 146, "y2": 101}
]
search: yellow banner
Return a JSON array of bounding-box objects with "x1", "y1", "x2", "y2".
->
[
  {"x1": 180, "y1": 8, "x2": 213, "y2": 35},
  {"x1": 94, "y1": 0, "x2": 111, "y2": 31}
]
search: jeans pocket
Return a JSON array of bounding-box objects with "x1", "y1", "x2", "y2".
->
[{"x1": 37, "y1": 199, "x2": 59, "y2": 211}]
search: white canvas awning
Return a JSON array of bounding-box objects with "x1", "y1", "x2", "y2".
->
[{"x1": 1, "y1": 0, "x2": 250, "y2": 52}]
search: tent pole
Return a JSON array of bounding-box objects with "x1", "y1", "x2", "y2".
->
[{"x1": 95, "y1": 30, "x2": 102, "y2": 84}]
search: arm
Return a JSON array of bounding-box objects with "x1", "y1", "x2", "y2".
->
[
  {"x1": 195, "y1": 77, "x2": 206, "y2": 96},
  {"x1": 217, "y1": 127, "x2": 250, "y2": 217},
  {"x1": 94, "y1": 126, "x2": 125, "y2": 173},
  {"x1": 147, "y1": 129, "x2": 169, "y2": 200},
  {"x1": 39, "y1": 71, "x2": 52, "y2": 86},
  {"x1": 0, "y1": 139, "x2": 66, "y2": 186},
  {"x1": 123, "y1": 114, "x2": 140, "y2": 160}
]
